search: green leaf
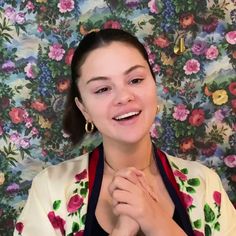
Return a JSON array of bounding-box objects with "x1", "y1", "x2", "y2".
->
[
  {"x1": 186, "y1": 186, "x2": 196, "y2": 194},
  {"x1": 82, "y1": 214, "x2": 86, "y2": 224},
  {"x1": 205, "y1": 223, "x2": 212, "y2": 236},
  {"x1": 214, "y1": 222, "x2": 220, "y2": 231},
  {"x1": 53, "y1": 200, "x2": 61, "y2": 211},
  {"x1": 193, "y1": 219, "x2": 202, "y2": 229},
  {"x1": 80, "y1": 188, "x2": 87, "y2": 197},
  {"x1": 181, "y1": 168, "x2": 188, "y2": 174},
  {"x1": 204, "y1": 204, "x2": 215, "y2": 222},
  {"x1": 187, "y1": 178, "x2": 200, "y2": 186},
  {"x1": 72, "y1": 222, "x2": 80, "y2": 232}
]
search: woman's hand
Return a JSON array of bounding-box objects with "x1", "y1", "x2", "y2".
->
[{"x1": 109, "y1": 167, "x2": 186, "y2": 236}]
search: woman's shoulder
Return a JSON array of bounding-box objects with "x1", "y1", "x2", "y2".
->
[
  {"x1": 165, "y1": 152, "x2": 220, "y2": 180},
  {"x1": 32, "y1": 152, "x2": 89, "y2": 185}
]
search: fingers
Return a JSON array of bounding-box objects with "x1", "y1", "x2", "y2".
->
[{"x1": 108, "y1": 167, "x2": 142, "y2": 195}]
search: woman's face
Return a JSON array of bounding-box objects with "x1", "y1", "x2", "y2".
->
[{"x1": 76, "y1": 42, "x2": 157, "y2": 145}]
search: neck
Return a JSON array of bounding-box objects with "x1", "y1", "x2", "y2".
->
[{"x1": 102, "y1": 136, "x2": 153, "y2": 172}]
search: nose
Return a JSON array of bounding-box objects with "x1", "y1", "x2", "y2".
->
[{"x1": 113, "y1": 87, "x2": 135, "y2": 105}]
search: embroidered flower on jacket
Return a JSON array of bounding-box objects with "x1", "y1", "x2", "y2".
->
[
  {"x1": 47, "y1": 211, "x2": 65, "y2": 235},
  {"x1": 15, "y1": 222, "x2": 24, "y2": 235},
  {"x1": 213, "y1": 191, "x2": 221, "y2": 206},
  {"x1": 75, "y1": 169, "x2": 87, "y2": 182},
  {"x1": 67, "y1": 194, "x2": 84, "y2": 213}
]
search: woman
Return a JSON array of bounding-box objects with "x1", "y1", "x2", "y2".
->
[{"x1": 14, "y1": 29, "x2": 236, "y2": 236}]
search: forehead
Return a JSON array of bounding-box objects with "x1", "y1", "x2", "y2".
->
[{"x1": 80, "y1": 42, "x2": 147, "y2": 79}]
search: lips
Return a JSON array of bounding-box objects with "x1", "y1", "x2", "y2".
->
[{"x1": 113, "y1": 111, "x2": 141, "y2": 121}]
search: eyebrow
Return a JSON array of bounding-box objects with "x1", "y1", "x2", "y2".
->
[{"x1": 86, "y1": 65, "x2": 145, "y2": 85}]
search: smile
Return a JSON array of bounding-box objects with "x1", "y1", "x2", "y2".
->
[{"x1": 113, "y1": 111, "x2": 141, "y2": 121}]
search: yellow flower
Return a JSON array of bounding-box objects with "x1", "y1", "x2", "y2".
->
[
  {"x1": 38, "y1": 115, "x2": 52, "y2": 129},
  {"x1": 212, "y1": 89, "x2": 228, "y2": 105},
  {"x1": 0, "y1": 172, "x2": 5, "y2": 185},
  {"x1": 36, "y1": 0, "x2": 47, "y2": 3}
]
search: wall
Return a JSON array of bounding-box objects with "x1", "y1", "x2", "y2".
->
[{"x1": 0, "y1": 0, "x2": 235, "y2": 234}]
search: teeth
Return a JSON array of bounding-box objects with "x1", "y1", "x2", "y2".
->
[{"x1": 115, "y1": 112, "x2": 139, "y2": 120}]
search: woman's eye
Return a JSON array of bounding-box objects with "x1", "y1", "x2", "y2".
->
[
  {"x1": 95, "y1": 87, "x2": 110, "y2": 94},
  {"x1": 129, "y1": 78, "x2": 144, "y2": 84}
]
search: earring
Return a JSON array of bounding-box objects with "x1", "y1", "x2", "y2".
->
[{"x1": 85, "y1": 121, "x2": 94, "y2": 134}]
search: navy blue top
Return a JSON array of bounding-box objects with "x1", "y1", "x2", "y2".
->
[{"x1": 84, "y1": 144, "x2": 194, "y2": 236}]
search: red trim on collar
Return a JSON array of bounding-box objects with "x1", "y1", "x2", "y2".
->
[
  {"x1": 157, "y1": 149, "x2": 187, "y2": 209},
  {"x1": 88, "y1": 147, "x2": 100, "y2": 199}
]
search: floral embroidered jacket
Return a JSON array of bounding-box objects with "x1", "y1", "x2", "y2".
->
[{"x1": 14, "y1": 145, "x2": 236, "y2": 236}]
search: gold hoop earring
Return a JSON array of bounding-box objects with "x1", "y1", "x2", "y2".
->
[{"x1": 85, "y1": 121, "x2": 94, "y2": 134}]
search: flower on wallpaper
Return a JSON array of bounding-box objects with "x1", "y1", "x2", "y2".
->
[
  {"x1": 212, "y1": 90, "x2": 228, "y2": 105},
  {"x1": 148, "y1": 0, "x2": 158, "y2": 14},
  {"x1": 205, "y1": 45, "x2": 219, "y2": 60},
  {"x1": 24, "y1": 62, "x2": 38, "y2": 79},
  {"x1": 172, "y1": 104, "x2": 190, "y2": 121},
  {"x1": 57, "y1": 0, "x2": 75, "y2": 13},
  {"x1": 225, "y1": 31, "x2": 236, "y2": 45},
  {"x1": 48, "y1": 44, "x2": 65, "y2": 61},
  {"x1": 183, "y1": 59, "x2": 200, "y2": 75},
  {"x1": 224, "y1": 155, "x2": 236, "y2": 168}
]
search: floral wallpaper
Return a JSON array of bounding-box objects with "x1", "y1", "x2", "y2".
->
[{"x1": 0, "y1": 0, "x2": 235, "y2": 235}]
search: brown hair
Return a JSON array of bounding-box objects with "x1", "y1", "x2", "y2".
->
[{"x1": 63, "y1": 28, "x2": 155, "y2": 145}]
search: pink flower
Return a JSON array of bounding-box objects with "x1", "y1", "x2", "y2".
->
[
  {"x1": 103, "y1": 20, "x2": 122, "y2": 29},
  {"x1": 19, "y1": 138, "x2": 31, "y2": 149},
  {"x1": 183, "y1": 59, "x2": 200, "y2": 75},
  {"x1": 24, "y1": 62, "x2": 38, "y2": 79},
  {"x1": 213, "y1": 191, "x2": 221, "y2": 206},
  {"x1": 26, "y1": 1, "x2": 35, "y2": 10},
  {"x1": 47, "y1": 211, "x2": 65, "y2": 235},
  {"x1": 57, "y1": 0, "x2": 75, "y2": 13},
  {"x1": 173, "y1": 104, "x2": 190, "y2": 121},
  {"x1": 205, "y1": 45, "x2": 219, "y2": 60},
  {"x1": 67, "y1": 194, "x2": 83, "y2": 213},
  {"x1": 15, "y1": 222, "x2": 24, "y2": 234},
  {"x1": 37, "y1": 25, "x2": 43, "y2": 33},
  {"x1": 225, "y1": 31, "x2": 236, "y2": 45},
  {"x1": 74, "y1": 231, "x2": 84, "y2": 236},
  {"x1": 193, "y1": 230, "x2": 204, "y2": 236},
  {"x1": 181, "y1": 192, "x2": 193, "y2": 208},
  {"x1": 48, "y1": 43, "x2": 65, "y2": 61},
  {"x1": 189, "y1": 109, "x2": 205, "y2": 127},
  {"x1": 173, "y1": 170, "x2": 187, "y2": 181},
  {"x1": 152, "y1": 64, "x2": 160, "y2": 73},
  {"x1": 65, "y1": 48, "x2": 75, "y2": 65},
  {"x1": 31, "y1": 127, "x2": 39, "y2": 136},
  {"x1": 148, "y1": 0, "x2": 158, "y2": 13},
  {"x1": 75, "y1": 170, "x2": 87, "y2": 182},
  {"x1": 15, "y1": 12, "x2": 26, "y2": 24},
  {"x1": 4, "y1": 7, "x2": 16, "y2": 21},
  {"x1": 10, "y1": 132, "x2": 21, "y2": 145},
  {"x1": 224, "y1": 155, "x2": 236, "y2": 168},
  {"x1": 9, "y1": 107, "x2": 26, "y2": 124}
]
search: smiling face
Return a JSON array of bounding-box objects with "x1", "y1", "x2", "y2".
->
[{"x1": 75, "y1": 42, "x2": 157, "y2": 145}]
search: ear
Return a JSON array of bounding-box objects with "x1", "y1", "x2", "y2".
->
[{"x1": 74, "y1": 97, "x2": 91, "y2": 121}]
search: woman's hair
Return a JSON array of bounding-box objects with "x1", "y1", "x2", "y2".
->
[{"x1": 63, "y1": 28, "x2": 156, "y2": 145}]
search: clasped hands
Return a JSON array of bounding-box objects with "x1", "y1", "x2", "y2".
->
[{"x1": 108, "y1": 167, "x2": 160, "y2": 236}]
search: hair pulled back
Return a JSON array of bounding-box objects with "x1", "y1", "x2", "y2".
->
[{"x1": 63, "y1": 28, "x2": 155, "y2": 145}]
